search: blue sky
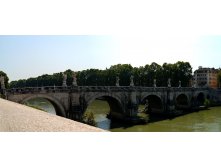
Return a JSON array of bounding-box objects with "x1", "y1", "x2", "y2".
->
[
  {"x1": 1, "y1": 1, "x2": 221, "y2": 82},
  {"x1": 0, "y1": 35, "x2": 221, "y2": 81}
]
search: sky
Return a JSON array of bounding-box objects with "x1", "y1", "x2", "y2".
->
[
  {"x1": 0, "y1": 35, "x2": 221, "y2": 81},
  {"x1": 1, "y1": 1, "x2": 221, "y2": 81}
]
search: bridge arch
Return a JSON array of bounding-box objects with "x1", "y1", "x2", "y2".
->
[
  {"x1": 196, "y1": 92, "x2": 205, "y2": 106},
  {"x1": 175, "y1": 93, "x2": 189, "y2": 110},
  {"x1": 141, "y1": 94, "x2": 163, "y2": 113},
  {"x1": 207, "y1": 94, "x2": 210, "y2": 100},
  {"x1": 85, "y1": 93, "x2": 124, "y2": 114},
  {"x1": 21, "y1": 94, "x2": 66, "y2": 117}
]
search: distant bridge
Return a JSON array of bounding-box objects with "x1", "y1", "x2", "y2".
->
[{"x1": 3, "y1": 86, "x2": 219, "y2": 122}]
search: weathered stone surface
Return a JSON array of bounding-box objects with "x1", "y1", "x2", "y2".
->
[
  {"x1": 4, "y1": 86, "x2": 217, "y2": 120},
  {"x1": 0, "y1": 98, "x2": 104, "y2": 132}
]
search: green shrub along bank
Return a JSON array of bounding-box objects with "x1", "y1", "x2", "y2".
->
[
  {"x1": 204, "y1": 99, "x2": 211, "y2": 109},
  {"x1": 82, "y1": 111, "x2": 97, "y2": 127}
]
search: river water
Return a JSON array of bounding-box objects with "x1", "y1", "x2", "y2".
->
[
  {"x1": 112, "y1": 107, "x2": 221, "y2": 132},
  {"x1": 25, "y1": 98, "x2": 57, "y2": 115},
  {"x1": 27, "y1": 98, "x2": 221, "y2": 132}
]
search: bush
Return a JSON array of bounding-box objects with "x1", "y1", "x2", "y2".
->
[
  {"x1": 204, "y1": 99, "x2": 210, "y2": 109},
  {"x1": 82, "y1": 111, "x2": 97, "y2": 127}
]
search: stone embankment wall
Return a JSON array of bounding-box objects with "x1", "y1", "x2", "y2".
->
[{"x1": 0, "y1": 98, "x2": 104, "y2": 132}]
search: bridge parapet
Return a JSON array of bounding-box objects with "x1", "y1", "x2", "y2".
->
[
  {"x1": 6, "y1": 86, "x2": 71, "y2": 94},
  {"x1": 6, "y1": 86, "x2": 210, "y2": 94}
]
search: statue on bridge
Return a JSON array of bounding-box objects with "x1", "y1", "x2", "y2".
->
[
  {"x1": 168, "y1": 78, "x2": 171, "y2": 88},
  {"x1": 192, "y1": 80, "x2": 197, "y2": 88},
  {"x1": 72, "y1": 72, "x2": 78, "y2": 86},
  {"x1": 62, "y1": 73, "x2": 67, "y2": 87},
  {"x1": 130, "y1": 75, "x2": 134, "y2": 87},
  {"x1": 0, "y1": 76, "x2": 5, "y2": 89},
  {"x1": 179, "y1": 80, "x2": 181, "y2": 88},
  {"x1": 153, "y1": 79, "x2": 157, "y2": 88},
  {"x1": 116, "y1": 76, "x2": 120, "y2": 87}
]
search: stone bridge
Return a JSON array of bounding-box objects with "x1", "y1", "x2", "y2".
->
[{"x1": 2, "y1": 86, "x2": 218, "y2": 122}]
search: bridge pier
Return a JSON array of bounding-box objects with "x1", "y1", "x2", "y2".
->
[
  {"x1": 67, "y1": 105, "x2": 83, "y2": 121},
  {"x1": 0, "y1": 88, "x2": 6, "y2": 99},
  {"x1": 166, "y1": 89, "x2": 177, "y2": 115},
  {"x1": 122, "y1": 91, "x2": 142, "y2": 122},
  {"x1": 127, "y1": 91, "x2": 139, "y2": 116}
]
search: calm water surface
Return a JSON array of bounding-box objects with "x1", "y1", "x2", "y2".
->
[
  {"x1": 111, "y1": 107, "x2": 221, "y2": 132},
  {"x1": 25, "y1": 98, "x2": 57, "y2": 115},
  {"x1": 28, "y1": 98, "x2": 221, "y2": 132}
]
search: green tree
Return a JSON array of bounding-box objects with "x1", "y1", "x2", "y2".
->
[
  {"x1": 148, "y1": 62, "x2": 162, "y2": 86},
  {"x1": 8, "y1": 61, "x2": 193, "y2": 88},
  {"x1": 0, "y1": 71, "x2": 9, "y2": 88},
  {"x1": 109, "y1": 64, "x2": 133, "y2": 86},
  {"x1": 204, "y1": 98, "x2": 210, "y2": 109},
  {"x1": 173, "y1": 61, "x2": 192, "y2": 87},
  {"x1": 132, "y1": 67, "x2": 141, "y2": 86},
  {"x1": 162, "y1": 62, "x2": 192, "y2": 87}
]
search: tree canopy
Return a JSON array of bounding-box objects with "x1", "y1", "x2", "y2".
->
[
  {"x1": 9, "y1": 61, "x2": 193, "y2": 88},
  {"x1": 0, "y1": 71, "x2": 9, "y2": 88}
]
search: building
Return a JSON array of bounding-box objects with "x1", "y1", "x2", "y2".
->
[{"x1": 193, "y1": 66, "x2": 218, "y2": 89}]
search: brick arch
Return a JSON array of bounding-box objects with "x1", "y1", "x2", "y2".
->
[{"x1": 21, "y1": 94, "x2": 66, "y2": 117}]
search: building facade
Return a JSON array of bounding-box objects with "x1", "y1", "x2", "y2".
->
[{"x1": 193, "y1": 66, "x2": 218, "y2": 89}]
